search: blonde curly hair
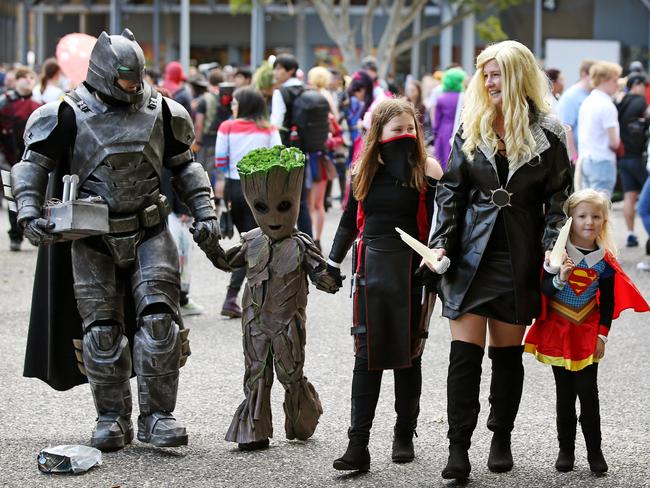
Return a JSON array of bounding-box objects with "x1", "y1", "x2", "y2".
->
[
  {"x1": 564, "y1": 189, "x2": 617, "y2": 256},
  {"x1": 461, "y1": 40, "x2": 552, "y2": 168}
]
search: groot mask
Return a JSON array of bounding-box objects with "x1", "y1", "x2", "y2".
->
[{"x1": 237, "y1": 146, "x2": 305, "y2": 241}]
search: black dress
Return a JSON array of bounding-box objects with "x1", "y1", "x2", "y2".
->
[{"x1": 330, "y1": 164, "x2": 435, "y2": 369}]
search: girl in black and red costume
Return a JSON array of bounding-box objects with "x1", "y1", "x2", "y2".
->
[
  {"x1": 325, "y1": 98, "x2": 442, "y2": 472},
  {"x1": 525, "y1": 189, "x2": 649, "y2": 474}
]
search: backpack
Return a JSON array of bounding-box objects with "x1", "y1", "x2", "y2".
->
[{"x1": 280, "y1": 86, "x2": 330, "y2": 152}]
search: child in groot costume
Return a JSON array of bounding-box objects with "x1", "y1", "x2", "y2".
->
[{"x1": 195, "y1": 146, "x2": 341, "y2": 450}]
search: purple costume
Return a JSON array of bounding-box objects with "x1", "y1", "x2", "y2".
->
[{"x1": 432, "y1": 91, "x2": 460, "y2": 170}]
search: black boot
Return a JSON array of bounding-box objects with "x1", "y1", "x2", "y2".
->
[
  {"x1": 333, "y1": 356, "x2": 381, "y2": 472},
  {"x1": 392, "y1": 358, "x2": 421, "y2": 463},
  {"x1": 333, "y1": 437, "x2": 371, "y2": 472},
  {"x1": 552, "y1": 366, "x2": 577, "y2": 472},
  {"x1": 441, "y1": 341, "x2": 484, "y2": 480},
  {"x1": 486, "y1": 345, "x2": 524, "y2": 473},
  {"x1": 576, "y1": 365, "x2": 607, "y2": 473}
]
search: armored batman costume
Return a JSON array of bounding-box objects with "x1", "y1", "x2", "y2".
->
[{"x1": 11, "y1": 30, "x2": 224, "y2": 451}]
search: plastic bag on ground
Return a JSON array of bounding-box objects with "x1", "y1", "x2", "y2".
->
[{"x1": 37, "y1": 445, "x2": 102, "y2": 474}]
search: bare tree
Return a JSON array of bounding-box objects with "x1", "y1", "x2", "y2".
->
[{"x1": 311, "y1": 0, "x2": 520, "y2": 77}]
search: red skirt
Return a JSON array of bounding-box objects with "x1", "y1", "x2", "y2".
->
[{"x1": 524, "y1": 304, "x2": 601, "y2": 372}]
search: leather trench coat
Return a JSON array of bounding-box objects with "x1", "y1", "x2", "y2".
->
[{"x1": 430, "y1": 113, "x2": 573, "y2": 324}]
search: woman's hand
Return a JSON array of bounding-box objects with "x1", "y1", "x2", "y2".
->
[
  {"x1": 594, "y1": 337, "x2": 606, "y2": 359},
  {"x1": 558, "y1": 255, "x2": 575, "y2": 283},
  {"x1": 424, "y1": 248, "x2": 447, "y2": 272}
]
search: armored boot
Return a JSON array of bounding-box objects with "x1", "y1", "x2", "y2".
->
[
  {"x1": 442, "y1": 341, "x2": 484, "y2": 480},
  {"x1": 391, "y1": 358, "x2": 421, "y2": 463},
  {"x1": 486, "y1": 345, "x2": 524, "y2": 473},
  {"x1": 552, "y1": 366, "x2": 577, "y2": 472},
  {"x1": 333, "y1": 359, "x2": 381, "y2": 472},
  {"x1": 134, "y1": 314, "x2": 188, "y2": 447},
  {"x1": 82, "y1": 325, "x2": 134, "y2": 451}
]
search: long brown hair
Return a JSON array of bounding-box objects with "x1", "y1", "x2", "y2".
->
[
  {"x1": 39, "y1": 58, "x2": 60, "y2": 90},
  {"x1": 352, "y1": 97, "x2": 428, "y2": 201}
]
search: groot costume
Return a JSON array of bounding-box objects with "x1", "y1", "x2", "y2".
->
[{"x1": 197, "y1": 146, "x2": 340, "y2": 449}]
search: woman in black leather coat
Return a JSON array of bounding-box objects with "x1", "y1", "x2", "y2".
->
[{"x1": 427, "y1": 40, "x2": 572, "y2": 480}]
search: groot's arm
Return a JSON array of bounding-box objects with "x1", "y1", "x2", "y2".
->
[{"x1": 296, "y1": 232, "x2": 340, "y2": 294}]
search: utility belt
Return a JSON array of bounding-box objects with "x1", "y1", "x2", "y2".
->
[{"x1": 108, "y1": 194, "x2": 172, "y2": 234}]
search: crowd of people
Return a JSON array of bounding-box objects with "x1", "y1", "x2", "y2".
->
[{"x1": 1, "y1": 31, "x2": 650, "y2": 483}]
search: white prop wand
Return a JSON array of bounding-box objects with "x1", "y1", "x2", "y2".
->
[
  {"x1": 546, "y1": 217, "x2": 573, "y2": 274},
  {"x1": 395, "y1": 227, "x2": 450, "y2": 274}
]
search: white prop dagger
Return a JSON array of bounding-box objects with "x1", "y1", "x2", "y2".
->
[
  {"x1": 546, "y1": 217, "x2": 573, "y2": 273},
  {"x1": 395, "y1": 227, "x2": 450, "y2": 274}
]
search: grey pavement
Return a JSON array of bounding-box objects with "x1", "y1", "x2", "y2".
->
[{"x1": 0, "y1": 199, "x2": 649, "y2": 488}]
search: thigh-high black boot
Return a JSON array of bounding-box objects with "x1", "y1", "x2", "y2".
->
[
  {"x1": 392, "y1": 356, "x2": 422, "y2": 463},
  {"x1": 442, "y1": 341, "x2": 484, "y2": 480},
  {"x1": 333, "y1": 356, "x2": 382, "y2": 472},
  {"x1": 486, "y1": 345, "x2": 524, "y2": 473},
  {"x1": 552, "y1": 366, "x2": 577, "y2": 472},
  {"x1": 576, "y1": 364, "x2": 607, "y2": 473}
]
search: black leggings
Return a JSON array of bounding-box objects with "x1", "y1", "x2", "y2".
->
[
  {"x1": 225, "y1": 179, "x2": 257, "y2": 291},
  {"x1": 348, "y1": 352, "x2": 422, "y2": 445}
]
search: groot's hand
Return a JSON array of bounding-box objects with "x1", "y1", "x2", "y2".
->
[
  {"x1": 192, "y1": 218, "x2": 230, "y2": 270},
  {"x1": 314, "y1": 266, "x2": 344, "y2": 294}
]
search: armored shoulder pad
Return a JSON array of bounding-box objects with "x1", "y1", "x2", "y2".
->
[
  {"x1": 23, "y1": 101, "x2": 63, "y2": 146},
  {"x1": 163, "y1": 97, "x2": 195, "y2": 146},
  {"x1": 538, "y1": 112, "x2": 568, "y2": 149}
]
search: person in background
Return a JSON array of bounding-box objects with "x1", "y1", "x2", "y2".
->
[
  {"x1": 577, "y1": 61, "x2": 622, "y2": 198},
  {"x1": 0, "y1": 67, "x2": 41, "y2": 251},
  {"x1": 163, "y1": 61, "x2": 193, "y2": 114},
  {"x1": 2, "y1": 68, "x2": 17, "y2": 92},
  {"x1": 545, "y1": 68, "x2": 564, "y2": 112},
  {"x1": 344, "y1": 71, "x2": 374, "y2": 169},
  {"x1": 406, "y1": 79, "x2": 426, "y2": 130},
  {"x1": 194, "y1": 69, "x2": 225, "y2": 174},
  {"x1": 616, "y1": 73, "x2": 648, "y2": 247},
  {"x1": 557, "y1": 60, "x2": 595, "y2": 162},
  {"x1": 32, "y1": 58, "x2": 65, "y2": 103},
  {"x1": 233, "y1": 68, "x2": 252, "y2": 87},
  {"x1": 432, "y1": 67, "x2": 466, "y2": 170},
  {"x1": 215, "y1": 87, "x2": 282, "y2": 318},
  {"x1": 306, "y1": 66, "x2": 337, "y2": 250},
  {"x1": 144, "y1": 69, "x2": 160, "y2": 87}
]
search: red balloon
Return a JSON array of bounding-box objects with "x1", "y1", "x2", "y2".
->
[{"x1": 56, "y1": 33, "x2": 97, "y2": 87}]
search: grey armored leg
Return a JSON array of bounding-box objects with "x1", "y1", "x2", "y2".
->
[
  {"x1": 133, "y1": 313, "x2": 187, "y2": 447},
  {"x1": 225, "y1": 322, "x2": 274, "y2": 449},
  {"x1": 273, "y1": 319, "x2": 323, "y2": 441},
  {"x1": 72, "y1": 239, "x2": 133, "y2": 451},
  {"x1": 131, "y1": 229, "x2": 188, "y2": 447}
]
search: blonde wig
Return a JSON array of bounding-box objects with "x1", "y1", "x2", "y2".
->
[
  {"x1": 307, "y1": 66, "x2": 332, "y2": 90},
  {"x1": 563, "y1": 189, "x2": 617, "y2": 255},
  {"x1": 352, "y1": 98, "x2": 428, "y2": 201},
  {"x1": 461, "y1": 40, "x2": 552, "y2": 169}
]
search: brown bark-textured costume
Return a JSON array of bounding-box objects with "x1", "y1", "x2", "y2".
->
[{"x1": 203, "y1": 159, "x2": 339, "y2": 445}]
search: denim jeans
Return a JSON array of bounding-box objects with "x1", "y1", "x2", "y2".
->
[
  {"x1": 638, "y1": 177, "x2": 650, "y2": 236},
  {"x1": 582, "y1": 158, "x2": 616, "y2": 197}
]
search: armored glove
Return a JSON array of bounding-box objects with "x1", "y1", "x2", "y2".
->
[
  {"x1": 22, "y1": 218, "x2": 59, "y2": 246},
  {"x1": 192, "y1": 218, "x2": 230, "y2": 270},
  {"x1": 326, "y1": 264, "x2": 344, "y2": 288}
]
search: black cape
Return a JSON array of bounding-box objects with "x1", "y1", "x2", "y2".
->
[{"x1": 22, "y1": 159, "x2": 137, "y2": 391}]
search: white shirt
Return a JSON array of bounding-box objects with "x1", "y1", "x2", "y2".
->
[
  {"x1": 32, "y1": 84, "x2": 64, "y2": 104},
  {"x1": 577, "y1": 88, "x2": 619, "y2": 163},
  {"x1": 270, "y1": 77, "x2": 302, "y2": 130}
]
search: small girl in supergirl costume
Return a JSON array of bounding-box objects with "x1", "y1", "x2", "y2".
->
[{"x1": 524, "y1": 189, "x2": 649, "y2": 474}]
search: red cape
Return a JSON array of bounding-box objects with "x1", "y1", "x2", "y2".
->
[{"x1": 539, "y1": 251, "x2": 649, "y2": 321}]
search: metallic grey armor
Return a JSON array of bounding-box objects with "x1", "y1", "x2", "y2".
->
[
  {"x1": 11, "y1": 29, "x2": 221, "y2": 451},
  {"x1": 86, "y1": 29, "x2": 146, "y2": 105}
]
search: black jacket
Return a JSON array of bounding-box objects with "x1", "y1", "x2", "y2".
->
[{"x1": 430, "y1": 113, "x2": 572, "y2": 323}]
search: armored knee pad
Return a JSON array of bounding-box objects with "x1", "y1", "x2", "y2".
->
[
  {"x1": 133, "y1": 314, "x2": 182, "y2": 414},
  {"x1": 82, "y1": 324, "x2": 132, "y2": 416}
]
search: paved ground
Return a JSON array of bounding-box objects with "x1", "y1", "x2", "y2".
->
[{"x1": 0, "y1": 199, "x2": 649, "y2": 488}]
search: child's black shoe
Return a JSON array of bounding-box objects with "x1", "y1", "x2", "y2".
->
[
  {"x1": 588, "y1": 449, "x2": 608, "y2": 473},
  {"x1": 554, "y1": 447, "x2": 575, "y2": 472}
]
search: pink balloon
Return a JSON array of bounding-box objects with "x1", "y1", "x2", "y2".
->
[{"x1": 56, "y1": 33, "x2": 97, "y2": 86}]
